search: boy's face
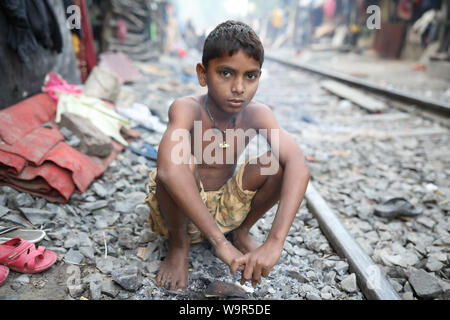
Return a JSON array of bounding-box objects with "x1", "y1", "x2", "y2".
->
[{"x1": 197, "y1": 49, "x2": 262, "y2": 114}]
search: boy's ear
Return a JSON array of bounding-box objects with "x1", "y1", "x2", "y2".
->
[{"x1": 196, "y1": 63, "x2": 207, "y2": 87}]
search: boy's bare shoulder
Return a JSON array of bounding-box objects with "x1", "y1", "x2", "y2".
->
[
  {"x1": 242, "y1": 100, "x2": 277, "y2": 129},
  {"x1": 168, "y1": 96, "x2": 203, "y2": 125}
]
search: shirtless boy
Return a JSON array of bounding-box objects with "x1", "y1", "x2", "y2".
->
[{"x1": 145, "y1": 20, "x2": 310, "y2": 291}]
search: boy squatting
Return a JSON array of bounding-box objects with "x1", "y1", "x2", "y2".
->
[{"x1": 144, "y1": 20, "x2": 310, "y2": 291}]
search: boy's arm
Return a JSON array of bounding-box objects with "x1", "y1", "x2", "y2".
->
[
  {"x1": 157, "y1": 99, "x2": 244, "y2": 264},
  {"x1": 231, "y1": 105, "x2": 310, "y2": 287}
]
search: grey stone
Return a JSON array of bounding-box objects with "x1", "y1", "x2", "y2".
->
[
  {"x1": 341, "y1": 273, "x2": 358, "y2": 293},
  {"x1": 378, "y1": 247, "x2": 420, "y2": 268},
  {"x1": 139, "y1": 230, "x2": 157, "y2": 244},
  {"x1": 78, "y1": 232, "x2": 92, "y2": 247},
  {"x1": 118, "y1": 233, "x2": 138, "y2": 250},
  {"x1": 306, "y1": 293, "x2": 321, "y2": 300},
  {"x1": 46, "y1": 247, "x2": 67, "y2": 255},
  {"x1": 115, "y1": 192, "x2": 147, "y2": 213},
  {"x1": 121, "y1": 213, "x2": 138, "y2": 226},
  {"x1": 306, "y1": 270, "x2": 318, "y2": 281},
  {"x1": 388, "y1": 278, "x2": 404, "y2": 293},
  {"x1": 426, "y1": 258, "x2": 444, "y2": 272},
  {"x1": 90, "y1": 281, "x2": 103, "y2": 300},
  {"x1": 428, "y1": 252, "x2": 448, "y2": 262},
  {"x1": 95, "y1": 257, "x2": 116, "y2": 275},
  {"x1": 95, "y1": 209, "x2": 120, "y2": 227},
  {"x1": 0, "y1": 194, "x2": 6, "y2": 206},
  {"x1": 92, "y1": 183, "x2": 108, "y2": 198},
  {"x1": 64, "y1": 249, "x2": 84, "y2": 265},
  {"x1": 402, "y1": 279, "x2": 412, "y2": 291},
  {"x1": 35, "y1": 198, "x2": 47, "y2": 209},
  {"x1": 101, "y1": 279, "x2": 120, "y2": 298},
  {"x1": 10, "y1": 193, "x2": 34, "y2": 208},
  {"x1": 59, "y1": 126, "x2": 74, "y2": 139},
  {"x1": 408, "y1": 269, "x2": 443, "y2": 299},
  {"x1": 83, "y1": 273, "x2": 103, "y2": 285},
  {"x1": 18, "y1": 208, "x2": 55, "y2": 226},
  {"x1": 67, "y1": 135, "x2": 81, "y2": 147},
  {"x1": 94, "y1": 216, "x2": 108, "y2": 229},
  {"x1": 115, "y1": 201, "x2": 136, "y2": 214},
  {"x1": 324, "y1": 271, "x2": 337, "y2": 284},
  {"x1": 417, "y1": 216, "x2": 436, "y2": 229},
  {"x1": 59, "y1": 112, "x2": 113, "y2": 158},
  {"x1": 0, "y1": 205, "x2": 9, "y2": 218},
  {"x1": 294, "y1": 247, "x2": 311, "y2": 257},
  {"x1": 80, "y1": 200, "x2": 108, "y2": 213},
  {"x1": 79, "y1": 247, "x2": 95, "y2": 261},
  {"x1": 135, "y1": 204, "x2": 149, "y2": 216},
  {"x1": 335, "y1": 261, "x2": 349, "y2": 275},
  {"x1": 299, "y1": 283, "x2": 315, "y2": 296},
  {"x1": 287, "y1": 270, "x2": 308, "y2": 283},
  {"x1": 111, "y1": 266, "x2": 142, "y2": 292},
  {"x1": 402, "y1": 292, "x2": 415, "y2": 300},
  {"x1": 15, "y1": 274, "x2": 30, "y2": 284},
  {"x1": 64, "y1": 236, "x2": 80, "y2": 249},
  {"x1": 68, "y1": 283, "x2": 85, "y2": 298},
  {"x1": 144, "y1": 241, "x2": 161, "y2": 261},
  {"x1": 145, "y1": 260, "x2": 161, "y2": 274},
  {"x1": 283, "y1": 241, "x2": 294, "y2": 255},
  {"x1": 321, "y1": 292, "x2": 333, "y2": 300}
]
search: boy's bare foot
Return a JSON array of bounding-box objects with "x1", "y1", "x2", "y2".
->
[
  {"x1": 156, "y1": 237, "x2": 190, "y2": 291},
  {"x1": 231, "y1": 228, "x2": 261, "y2": 254}
]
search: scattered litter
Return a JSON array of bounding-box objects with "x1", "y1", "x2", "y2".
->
[
  {"x1": 129, "y1": 143, "x2": 158, "y2": 161},
  {"x1": 137, "y1": 247, "x2": 146, "y2": 260},
  {"x1": 117, "y1": 103, "x2": 166, "y2": 133}
]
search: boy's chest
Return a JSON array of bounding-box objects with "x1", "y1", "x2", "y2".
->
[{"x1": 190, "y1": 124, "x2": 257, "y2": 167}]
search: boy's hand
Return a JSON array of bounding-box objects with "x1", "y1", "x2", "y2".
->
[
  {"x1": 230, "y1": 241, "x2": 283, "y2": 287},
  {"x1": 212, "y1": 239, "x2": 246, "y2": 271}
]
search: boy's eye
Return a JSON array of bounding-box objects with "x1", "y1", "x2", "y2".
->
[
  {"x1": 220, "y1": 71, "x2": 232, "y2": 77},
  {"x1": 247, "y1": 73, "x2": 258, "y2": 80}
]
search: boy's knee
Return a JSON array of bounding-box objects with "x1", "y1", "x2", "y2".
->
[{"x1": 257, "y1": 151, "x2": 282, "y2": 178}]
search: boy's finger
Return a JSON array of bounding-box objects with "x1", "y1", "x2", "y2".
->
[
  {"x1": 252, "y1": 265, "x2": 262, "y2": 287},
  {"x1": 230, "y1": 257, "x2": 245, "y2": 274},
  {"x1": 241, "y1": 262, "x2": 254, "y2": 285},
  {"x1": 261, "y1": 268, "x2": 270, "y2": 278}
]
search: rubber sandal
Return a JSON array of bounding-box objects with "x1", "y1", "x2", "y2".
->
[
  {"x1": 129, "y1": 143, "x2": 158, "y2": 161},
  {"x1": 0, "y1": 226, "x2": 46, "y2": 244},
  {"x1": 0, "y1": 238, "x2": 57, "y2": 274},
  {"x1": 0, "y1": 265, "x2": 9, "y2": 286},
  {"x1": 374, "y1": 198, "x2": 422, "y2": 219}
]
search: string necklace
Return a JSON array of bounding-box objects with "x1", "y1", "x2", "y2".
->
[{"x1": 204, "y1": 96, "x2": 237, "y2": 149}]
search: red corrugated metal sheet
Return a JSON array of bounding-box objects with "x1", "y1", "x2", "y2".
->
[{"x1": 0, "y1": 93, "x2": 130, "y2": 203}]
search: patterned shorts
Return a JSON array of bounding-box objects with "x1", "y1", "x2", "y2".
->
[{"x1": 145, "y1": 159, "x2": 257, "y2": 244}]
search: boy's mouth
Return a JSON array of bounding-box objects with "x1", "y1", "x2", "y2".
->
[{"x1": 228, "y1": 99, "x2": 245, "y2": 108}]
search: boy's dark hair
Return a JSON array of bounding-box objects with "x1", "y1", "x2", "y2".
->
[{"x1": 202, "y1": 20, "x2": 264, "y2": 69}]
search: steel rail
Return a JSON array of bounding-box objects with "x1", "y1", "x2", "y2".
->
[
  {"x1": 266, "y1": 53, "x2": 450, "y2": 117},
  {"x1": 305, "y1": 183, "x2": 401, "y2": 300}
]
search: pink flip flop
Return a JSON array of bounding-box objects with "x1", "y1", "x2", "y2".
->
[
  {"x1": 0, "y1": 238, "x2": 57, "y2": 274},
  {"x1": 0, "y1": 265, "x2": 9, "y2": 286}
]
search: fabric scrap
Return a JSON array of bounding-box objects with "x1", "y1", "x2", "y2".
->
[{"x1": 56, "y1": 94, "x2": 131, "y2": 146}]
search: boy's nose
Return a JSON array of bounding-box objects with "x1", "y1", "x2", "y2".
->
[{"x1": 231, "y1": 79, "x2": 244, "y2": 95}]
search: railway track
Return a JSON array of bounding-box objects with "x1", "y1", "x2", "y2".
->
[
  {"x1": 266, "y1": 53, "x2": 450, "y2": 118},
  {"x1": 256, "y1": 57, "x2": 450, "y2": 300}
]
